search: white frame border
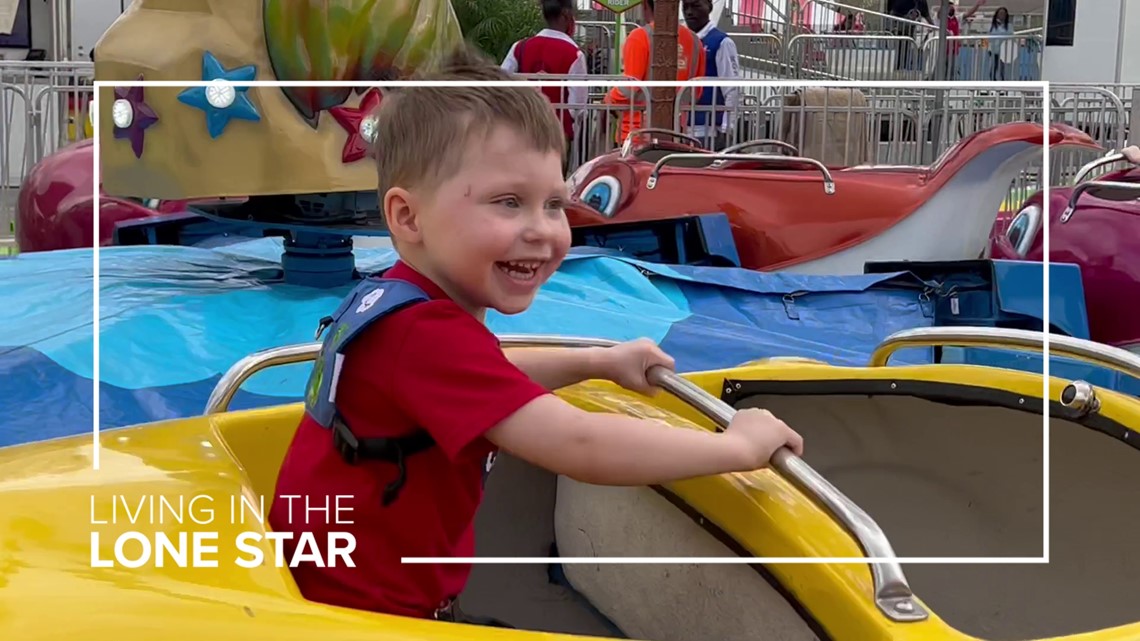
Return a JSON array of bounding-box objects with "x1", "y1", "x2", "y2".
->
[{"x1": 92, "y1": 78, "x2": 1052, "y2": 565}]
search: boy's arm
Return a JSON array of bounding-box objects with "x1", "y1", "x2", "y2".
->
[
  {"x1": 501, "y1": 40, "x2": 520, "y2": 72},
  {"x1": 385, "y1": 304, "x2": 800, "y2": 481},
  {"x1": 485, "y1": 394, "x2": 798, "y2": 486},
  {"x1": 504, "y1": 347, "x2": 604, "y2": 391},
  {"x1": 961, "y1": 0, "x2": 984, "y2": 21}
]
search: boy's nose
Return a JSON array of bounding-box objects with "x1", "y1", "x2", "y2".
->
[{"x1": 521, "y1": 211, "x2": 564, "y2": 243}]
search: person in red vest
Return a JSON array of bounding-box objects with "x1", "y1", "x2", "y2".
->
[{"x1": 501, "y1": 0, "x2": 588, "y2": 173}]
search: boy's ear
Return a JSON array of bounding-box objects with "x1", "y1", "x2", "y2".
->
[{"x1": 382, "y1": 187, "x2": 421, "y2": 244}]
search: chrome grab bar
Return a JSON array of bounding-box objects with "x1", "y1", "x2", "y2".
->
[
  {"x1": 205, "y1": 334, "x2": 925, "y2": 623},
  {"x1": 205, "y1": 342, "x2": 322, "y2": 415},
  {"x1": 620, "y1": 128, "x2": 704, "y2": 157},
  {"x1": 646, "y1": 153, "x2": 837, "y2": 195},
  {"x1": 869, "y1": 326, "x2": 1140, "y2": 380},
  {"x1": 1072, "y1": 151, "x2": 1127, "y2": 185},
  {"x1": 720, "y1": 139, "x2": 800, "y2": 157},
  {"x1": 1060, "y1": 180, "x2": 1140, "y2": 223}
]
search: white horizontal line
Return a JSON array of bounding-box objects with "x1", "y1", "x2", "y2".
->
[{"x1": 402, "y1": 556, "x2": 1049, "y2": 564}]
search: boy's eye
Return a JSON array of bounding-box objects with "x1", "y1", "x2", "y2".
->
[{"x1": 499, "y1": 197, "x2": 520, "y2": 208}]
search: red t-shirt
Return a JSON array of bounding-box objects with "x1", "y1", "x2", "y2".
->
[
  {"x1": 269, "y1": 260, "x2": 549, "y2": 618},
  {"x1": 514, "y1": 34, "x2": 581, "y2": 140}
]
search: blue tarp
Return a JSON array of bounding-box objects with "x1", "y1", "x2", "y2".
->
[{"x1": 1, "y1": 239, "x2": 940, "y2": 447}]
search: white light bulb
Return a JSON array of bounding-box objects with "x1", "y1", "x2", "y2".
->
[
  {"x1": 205, "y1": 80, "x2": 236, "y2": 109},
  {"x1": 111, "y1": 98, "x2": 133, "y2": 128},
  {"x1": 360, "y1": 115, "x2": 379, "y2": 143}
]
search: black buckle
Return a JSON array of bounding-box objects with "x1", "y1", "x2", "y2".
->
[
  {"x1": 329, "y1": 415, "x2": 438, "y2": 506},
  {"x1": 433, "y1": 598, "x2": 456, "y2": 621},
  {"x1": 314, "y1": 315, "x2": 334, "y2": 340}
]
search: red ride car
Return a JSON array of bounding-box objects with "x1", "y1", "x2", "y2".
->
[{"x1": 989, "y1": 146, "x2": 1140, "y2": 353}]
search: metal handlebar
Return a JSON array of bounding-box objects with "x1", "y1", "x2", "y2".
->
[
  {"x1": 869, "y1": 326, "x2": 1140, "y2": 380},
  {"x1": 1072, "y1": 151, "x2": 1127, "y2": 185},
  {"x1": 646, "y1": 153, "x2": 837, "y2": 195},
  {"x1": 205, "y1": 334, "x2": 925, "y2": 623},
  {"x1": 1060, "y1": 180, "x2": 1140, "y2": 223},
  {"x1": 621, "y1": 128, "x2": 705, "y2": 157},
  {"x1": 720, "y1": 139, "x2": 800, "y2": 157},
  {"x1": 205, "y1": 342, "x2": 323, "y2": 415}
]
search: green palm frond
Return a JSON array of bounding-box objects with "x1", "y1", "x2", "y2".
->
[{"x1": 453, "y1": 0, "x2": 545, "y2": 63}]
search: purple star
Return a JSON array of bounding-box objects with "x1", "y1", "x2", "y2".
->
[{"x1": 112, "y1": 77, "x2": 158, "y2": 159}]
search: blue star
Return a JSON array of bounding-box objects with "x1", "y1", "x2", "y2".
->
[{"x1": 177, "y1": 51, "x2": 261, "y2": 139}]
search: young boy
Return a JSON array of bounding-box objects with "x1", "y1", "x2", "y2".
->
[{"x1": 268, "y1": 46, "x2": 803, "y2": 624}]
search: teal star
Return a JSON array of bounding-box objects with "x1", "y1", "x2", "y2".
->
[{"x1": 177, "y1": 51, "x2": 261, "y2": 139}]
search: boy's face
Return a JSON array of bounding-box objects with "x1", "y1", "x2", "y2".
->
[{"x1": 385, "y1": 124, "x2": 571, "y2": 317}]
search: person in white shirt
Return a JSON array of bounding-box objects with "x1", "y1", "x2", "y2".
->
[
  {"x1": 682, "y1": 0, "x2": 742, "y2": 150},
  {"x1": 501, "y1": 0, "x2": 589, "y2": 171}
]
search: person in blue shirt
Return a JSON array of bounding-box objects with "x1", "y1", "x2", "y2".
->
[
  {"x1": 985, "y1": 5, "x2": 1014, "y2": 80},
  {"x1": 682, "y1": 0, "x2": 741, "y2": 151}
]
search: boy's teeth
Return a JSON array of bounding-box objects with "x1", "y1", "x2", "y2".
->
[{"x1": 498, "y1": 261, "x2": 540, "y2": 280}]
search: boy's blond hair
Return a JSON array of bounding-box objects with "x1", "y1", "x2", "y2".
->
[{"x1": 372, "y1": 44, "x2": 567, "y2": 203}]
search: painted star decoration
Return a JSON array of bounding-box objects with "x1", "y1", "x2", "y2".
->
[
  {"x1": 112, "y1": 77, "x2": 158, "y2": 159},
  {"x1": 329, "y1": 88, "x2": 383, "y2": 164},
  {"x1": 177, "y1": 51, "x2": 261, "y2": 139}
]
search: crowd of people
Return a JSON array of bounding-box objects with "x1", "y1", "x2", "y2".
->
[
  {"x1": 887, "y1": 0, "x2": 1020, "y2": 80},
  {"x1": 500, "y1": 0, "x2": 744, "y2": 155},
  {"x1": 497, "y1": 0, "x2": 1030, "y2": 164}
]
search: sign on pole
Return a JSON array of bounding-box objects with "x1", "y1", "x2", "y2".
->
[{"x1": 593, "y1": 0, "x2": 643, "y2": 15}]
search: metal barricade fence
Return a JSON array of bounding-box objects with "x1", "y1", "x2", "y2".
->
[
  {"x1": 513, "y1": 74, "x2": 650, "y2": 172},
  {"x1": 0, "y1": 67, "x2": 1133, "y2": 244},
  {"x1": 581, "y1": 29, "x2": 1043, "y2": 84},
  {"x1": 517, "y1": 79, "x2": 1052, "y2": 211},
  {"x1": 666, "y1": 84, "x2": 1047, "y2": 210},
  {"x1": 787, "y1": 33, "x2": 927, "y2": 81},
  {"x1": 730, "y1": 32, "x2": 785, "y2": 80},
  {"x1": 920, "y1": 34, "x2": 1043, "y2": 83},
  {"x1": 0, "y1": 60, "x2": 93, "y2": 240},
  {"x1": 575, "y1": 12, "x2": 1042, "y2": 83},
  {"x1": 1045, "y1": 84, "x2": 1136, "y2": 196}
]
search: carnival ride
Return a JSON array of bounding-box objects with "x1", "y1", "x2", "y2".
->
[
  {"x1": 564, "y1": 124, "x2": 1100, "y2": 274},
  {"x1": 14, "y1": 137, "x2": 220, "y2": 252},
  {"x1": 14, "y1": 120, "x2": 1083, "y2": 278},
  {"x1": 4, "y1": 328, "x2": 1140, "y2": 641},
  {"x1": 10, "y1": 2, "x2": 1100, "y2": 301},
  {"x1": 17, "y1": 121, "x2": 1101, "y2": 278},
  {"x1": 990, "y1": 150, "x2": 1140, "y2": 355}
]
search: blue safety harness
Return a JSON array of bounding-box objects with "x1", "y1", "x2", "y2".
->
[{"x1": 304, "y1": 277, "x2": 438, "y2": 506}]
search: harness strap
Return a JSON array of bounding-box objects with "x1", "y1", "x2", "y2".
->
[
  {"x1": 331, "y1": 414, "x2": 437, "y2": 506},
  {"x1": 306, "y1": 277, "x2": 437, "y2": 507}
]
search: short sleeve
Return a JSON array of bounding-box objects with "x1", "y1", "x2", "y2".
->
[{"x1": 387, "y1": 302, "x2": 549, "y2": 460}]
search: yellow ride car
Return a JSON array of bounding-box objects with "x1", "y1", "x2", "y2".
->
[{"x1": 2, "y1": 327, "x2": 1138, "y2": 640}]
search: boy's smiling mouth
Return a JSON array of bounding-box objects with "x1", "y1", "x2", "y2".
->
[{"x1": 495, "y1": 260, "x2": 545, "y2": 282}]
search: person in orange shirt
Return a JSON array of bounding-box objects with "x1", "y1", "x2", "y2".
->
[{"x1": 605, "y1": 0, "x2": 706, "y2": 145}]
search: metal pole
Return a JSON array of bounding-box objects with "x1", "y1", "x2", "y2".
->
[
  {"x1": 49, "y1": 0, "x2": 58, "y2": 59},
  {"x1": 927, "y1": 2, "x2": 950, "y2": 165},
  {"x1": 650, "y1": 0, "x2": 681, "y2": 129}
]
